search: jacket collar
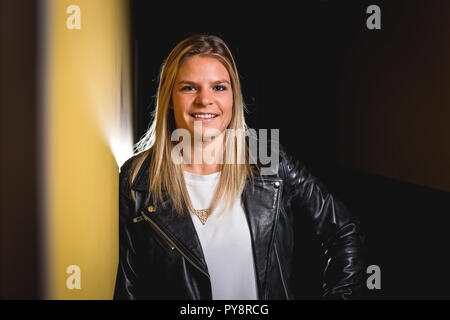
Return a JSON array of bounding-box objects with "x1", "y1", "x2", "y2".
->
[{"x1": 130, "y1": 155, "x2": 283, "y2": 299}]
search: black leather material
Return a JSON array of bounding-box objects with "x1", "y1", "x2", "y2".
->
[{"x1": 113, "y1": 145, "x2": 366, "y2": 300}]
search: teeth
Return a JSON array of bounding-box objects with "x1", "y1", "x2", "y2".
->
[{"x1": 193, "y1": 114, "x2": 217, "y2": 119}]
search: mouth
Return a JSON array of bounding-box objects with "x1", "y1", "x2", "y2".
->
[{"x1": 190, "y1": 113, "x2": 219, "y2": 120}]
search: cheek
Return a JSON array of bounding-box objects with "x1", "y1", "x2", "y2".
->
[
  {"x1": 172, "y1": 95, "x2": 190, "y2": 116},
  {"x1": 221, "y1": 94, "x2": 233, "y2": 117},
  {"x1": 226, "y1": 99, "x2": 234, "y2": 121}
]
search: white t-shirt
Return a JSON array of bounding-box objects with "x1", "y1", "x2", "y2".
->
[{"x1": 183, "y1": 170, "x2": 258, "y2": 300}]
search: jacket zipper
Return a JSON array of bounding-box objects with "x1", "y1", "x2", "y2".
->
[
  {"x1": 139, "y1": 214, "x2": 175, "y2": 251},
  {"x1": 139, "y1": 211, "x2": 213, "y2": 298},
  {"x1": 274, "y1": 243, "x2": 290, "y2": 300}
]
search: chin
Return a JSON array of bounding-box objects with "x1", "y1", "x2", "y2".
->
[{"x1": 203, "y1": 127, "x2": 226, "y2": 138}]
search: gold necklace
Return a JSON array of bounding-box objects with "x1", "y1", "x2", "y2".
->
[{"x1": 192, "y1": 208, "x2": 210, "y2": 225}]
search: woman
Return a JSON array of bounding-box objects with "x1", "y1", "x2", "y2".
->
[{"x1": 113, "y1": 34, "x2": 366, "y2": 300}]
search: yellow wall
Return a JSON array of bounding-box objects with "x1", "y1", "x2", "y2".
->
[{"x1": 44, "y1": 0, "x2": 133, "y2": 299}]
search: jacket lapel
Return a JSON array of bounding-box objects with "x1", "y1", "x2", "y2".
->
[
  {"x1": 131, "y1": 157, "x2": 209, "y2": 275},
  {"x1": 242, "y1": 176, "x2": 283, "y2": 299},
  {"x1": 144, "y1": 198, "x2": 210, "y2": 275}
]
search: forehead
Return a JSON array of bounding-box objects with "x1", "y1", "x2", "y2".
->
[{"x1": 176, "y1": 55, "x2": 230, "y2": 80}]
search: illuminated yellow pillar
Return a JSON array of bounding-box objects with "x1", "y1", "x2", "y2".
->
[{"x1": 43, "y1": 0, "x2": 133, "y2": 299}]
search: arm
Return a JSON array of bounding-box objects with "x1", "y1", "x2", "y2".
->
[{"x1": 280, "y1": 148, "x2": 366, "y2": 299}]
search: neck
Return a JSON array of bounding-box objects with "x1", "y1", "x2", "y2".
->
[
  {"x1": 182, "y1": 131, "x2": 225, "y2": 175},
  {"x1": 182, "y1": 163, "x2": 221, "y2": 175}
]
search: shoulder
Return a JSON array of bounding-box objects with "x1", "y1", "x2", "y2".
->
[
  {"x1": 119, "y1": 149, "x2": 151, "y2": 193},
  {"x1": 278, "y1": 144, "x2": 298, "y2": 175},
  {"x1": 246, "y1": 129, "x2": 306, "y2": 180},
  {"x1": 277, "y1": 143, "x2": 311, "y2": 186}
]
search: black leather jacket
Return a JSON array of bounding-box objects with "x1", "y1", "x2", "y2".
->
[{"x1": 113, "y1": 146, "x2": 366, "y2": 300}]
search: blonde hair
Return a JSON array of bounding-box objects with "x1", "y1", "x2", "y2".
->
[{"x1": 131, "y1": 34, "x2": 255, "y2": 215}]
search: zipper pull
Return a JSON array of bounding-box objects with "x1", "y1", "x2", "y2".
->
[{"x1": 132, "y1": 215, "x2": 144, "y2": 223}]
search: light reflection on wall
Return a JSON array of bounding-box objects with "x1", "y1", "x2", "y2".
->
[{"x1": 42, "y1": 0, "x2": 133, "y2": 299}]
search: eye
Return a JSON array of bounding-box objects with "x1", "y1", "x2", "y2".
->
[
  {"x1": 214, "y1": 85, "x2": 227, "y2": 91},
  {"x1": 180, "y1": 85, "x2": 196, "y2": 91}
]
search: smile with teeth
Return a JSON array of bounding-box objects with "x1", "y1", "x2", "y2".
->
[{"x1": 191, "y1": 113, "x2": 218, "y2": 119}]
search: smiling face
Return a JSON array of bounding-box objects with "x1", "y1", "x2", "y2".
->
[{"x1": 170, "y1": 54, "x2": 233, "y2": 140}]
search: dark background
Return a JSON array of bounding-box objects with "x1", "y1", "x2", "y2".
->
[
  {"x1": 131, "y1": 0, "x2": 450, "y2": 299},
  {"x1": 2, "y1": 0, "x2": 448, "y2": 300},
  {"x1": 0, "y1": 0, "x2": 40, "y2": 299}
]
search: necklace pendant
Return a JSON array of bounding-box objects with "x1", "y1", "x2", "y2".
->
[{"x1": 194, "y1": 209, "x2": 209, "y2": 225}]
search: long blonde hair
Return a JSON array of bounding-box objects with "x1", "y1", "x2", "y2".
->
[{"x1": 131, "y1": 34, "x2": 255, "y2": 215}]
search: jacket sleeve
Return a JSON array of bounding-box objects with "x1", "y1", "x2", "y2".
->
[
  {"x1": 113, "y1": 159, "x2": 141, "y2": 300},
  {"x1": 280, "y1": 147, "x2": 366, "y2": 299}
]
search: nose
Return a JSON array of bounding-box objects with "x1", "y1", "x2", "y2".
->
[{"x1": 194, "y1": 88, "x2": 213, "y2": 107}]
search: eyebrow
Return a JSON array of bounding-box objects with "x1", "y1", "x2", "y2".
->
[{"x1": 177, "y1": 80, "x2": 231, "y2": 85}]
